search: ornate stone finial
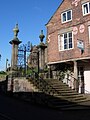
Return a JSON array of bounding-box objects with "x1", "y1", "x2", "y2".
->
[
  {"x1": 39, "y1": 30, "x2": 45, "y2": 43},
  {"x1": 13, "y1": 23, "x2": 19, "y2": 38}
]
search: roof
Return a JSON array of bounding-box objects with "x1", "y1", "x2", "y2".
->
[{"x1": 45, "y1": 0, "x2": 64, "y2": 26}]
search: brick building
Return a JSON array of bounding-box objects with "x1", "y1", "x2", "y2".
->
[{"x1": 46, "y1": 0, "x2": 90, "y2": 93}]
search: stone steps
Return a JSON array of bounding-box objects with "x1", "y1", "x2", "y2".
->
[{"x1": 28, "y1": 78, "x2": 88, "y2": 109}]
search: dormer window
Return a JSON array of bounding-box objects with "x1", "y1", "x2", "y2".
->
[
  {"x1": 82, "y1": 2, "x2": 90, "y2": 15},
  {"x1": 61, "y1": 10, "x2": 72, "y2": 23}
]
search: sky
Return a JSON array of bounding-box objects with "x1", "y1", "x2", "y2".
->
[{"x1": 0, "y1": 0, "x2": 62, "y2": 71}]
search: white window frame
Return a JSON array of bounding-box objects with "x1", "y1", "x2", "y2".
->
[
  {"x1": 61, "y1": 10, "x2": 72, "y2": 23},
  {"x1": 58, "y1": 32, "x2": 73, "y2": 51},
  {"x1": 82, "y1": 2, "x2": 90, "y2": 16},
  {"x1": 88, "y1": 26, "x2": 90, "y2": 44}
]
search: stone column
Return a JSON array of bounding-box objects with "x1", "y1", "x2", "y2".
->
[
  {"x1": 11, "y1": 44, "x2": 18, "y2": 69},
  {"x1": 48, "y1": 65, "x2": 52, "y2": 78},
  {"x1": 11, "y1": 44, "x2": 15, "y2": 68},
  {"x1": 39, "y1": 48, "x2": 45, "y2": 70},
  {"x1": 9, "y1": 24, "x2": 22, "y2": 70},
  {"x1": 74, "y1": 61, "x2": 79, "y2": 92},
  {"x1": 38, "y1": 30, "x2": 47, "y2": 72},
  {"x1": 15, "y1": 44, "x2": 18, "y2": 66}
]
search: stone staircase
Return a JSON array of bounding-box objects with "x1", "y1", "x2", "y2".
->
[
  {"x1": 46, "y1": 79, "x2": 88, "y2": 102},
  {"x1": 28, "y1": 78, "x2": 89, "y2": 109}
]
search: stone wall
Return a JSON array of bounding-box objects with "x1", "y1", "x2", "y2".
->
[{"x1": 7, "y1": 77, "x2": 38, "y2": 92}]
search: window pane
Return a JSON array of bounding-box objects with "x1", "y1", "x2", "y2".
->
[
  {"x1": 69, "y1": 38, "x2": 72, "y2": 43},
  {"x1": 89, "y1": 3, "x2": 90, "y2": 12},
  {"x1": 67, "y1": 11, "x2": 71, "y2": 20},
  {"x1": 64, "y1": 39, "x2": 67, "y2": 44},
  {"x1": 64, "y1": 45, "x2": 67, "y2": 49},
  {"x1": 64, "y1": 33, "x2": 67, "y2": 38},
  {"x1": 69, "y1": 32, "x2": 72, "y2": 48},
  {"x1": 69, "y1": 43, "x2": 72, "y2": 48},
  {"x1": 64, "y1": 33, "x2": 67, "y2": 49},
  {"x1": 69, "y1": 39, "x2": 72, "y2": 48},
  {"x1": 69, "y1": 32, "x2": 72, "y2": 37},
  {"x1": 63, "y1": 13, "x2": 66, "y2": 22},
  {"x1": 84, "y1": 4, "x2": 88, "y2": 14}
]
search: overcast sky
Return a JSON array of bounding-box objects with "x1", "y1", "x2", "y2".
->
[{"x1": 0, "y1": 0, "x2": 62, "y2": 71}]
